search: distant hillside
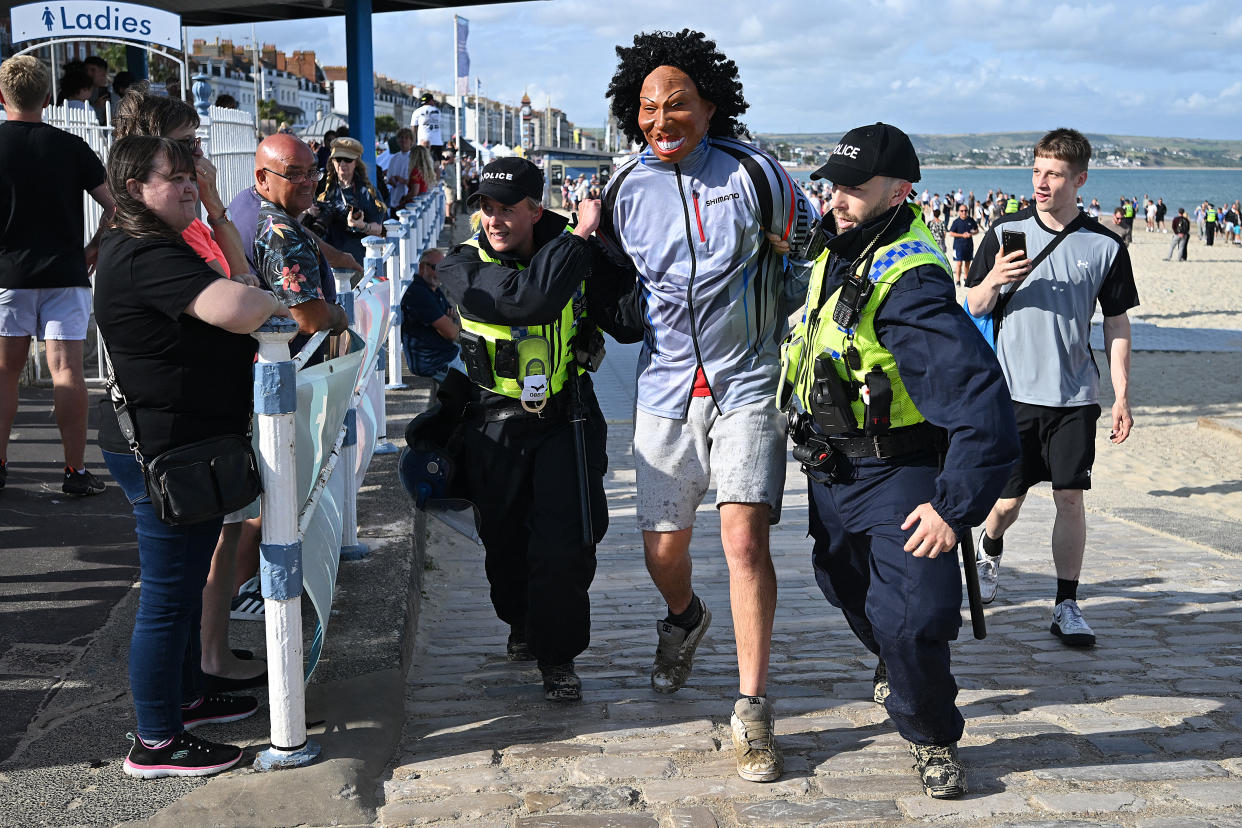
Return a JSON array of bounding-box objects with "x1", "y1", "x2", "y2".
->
[{"x1": 755, "y1": 132, "x2": 1242, "y2": 169}]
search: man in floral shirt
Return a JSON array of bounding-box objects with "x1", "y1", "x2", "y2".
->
[{"x1": 253, "y1": 134, "x2": 348, "y2": 336}]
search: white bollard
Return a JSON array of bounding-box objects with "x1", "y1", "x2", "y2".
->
[
  {"x1": 384, "y1": 219, "x2": 407, "y2": 390},
  {"x1": 251, "y1": 317, "x2": 321, "y2": 771}
]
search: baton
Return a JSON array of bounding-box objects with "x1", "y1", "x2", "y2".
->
[
  {"x1": 960, "y1": 529, "x2": 987, "y2": 640},
  {"x1": 567, "y1": 362, "x2": 594, "y2": 548}
]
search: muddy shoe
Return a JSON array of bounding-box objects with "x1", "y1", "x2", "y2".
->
[
  {"x1": 651, "y1": 598, "x2": 711, "y2": 693},
  {"x1": 506, "y1": 627, "x2": 534, "y2": 662},
  {"x1": 540, "y1": 661, "x2": 582, "y2": 702},
  {"x1": 910, "y1": 742, "x2": 967, "y2": 799},
  {"x1": 730, "y1": 696, "x2": 783, "y2": 783}
]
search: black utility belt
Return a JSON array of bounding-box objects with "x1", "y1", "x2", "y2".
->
[
  {"x1": 801, "y1": 422, "x2": 938, "y2": 463},
  {"x1": 470, "y1": 391, "x2": 569, "y2": 423}
]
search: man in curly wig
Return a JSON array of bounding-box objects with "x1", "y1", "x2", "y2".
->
[{"x1": 598, "y1": 29, "x2": 818, "y2": 784}]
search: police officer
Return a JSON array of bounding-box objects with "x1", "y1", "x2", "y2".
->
[
  {"x1": 781, "y1": 123, "x2": 1019, "y2": 798},
  {"x1": 428, "y1": 157, "x2": 639, "y2": 701}
]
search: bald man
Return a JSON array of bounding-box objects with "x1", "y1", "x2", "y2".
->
[{"x1": 251, "y1": 134, "x2": 348, "y2": 335}]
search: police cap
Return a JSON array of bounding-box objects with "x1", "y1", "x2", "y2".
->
[
  {"x1": 468, "y1": 157, "x2": 544, "y2": 207},
  {"x1": 810, "y1": 122, "x2": 921, "y2": 186}
]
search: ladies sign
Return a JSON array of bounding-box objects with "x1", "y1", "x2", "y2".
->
[{"x1": 9, "y1": 1, "x2": 181, "y2": 49}]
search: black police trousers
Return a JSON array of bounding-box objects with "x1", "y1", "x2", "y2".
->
[
  {"x1": 458, "y1": 385, "x2": 609, "y2": 667},
  {"x1": 807, "y1": 456, "x2": 965, "y2": 746}
]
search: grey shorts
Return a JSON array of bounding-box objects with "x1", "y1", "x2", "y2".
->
[
  {"x1": 0, "y1": 287, "x2": 92, "y2": 340},
  {"x1": 634, "y1": 397, "x2": 787, "y2": 532}
]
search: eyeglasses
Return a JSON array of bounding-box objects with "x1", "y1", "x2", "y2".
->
[
  {"x1": 333, "y1": 157, "x2": 357, "y2": 163},
  {"x1": 175, "y1": 136, "x2": 202, "y2": 152},
  {"x1": 262, "y1": 166, "x2": 324, "y2": 183}
]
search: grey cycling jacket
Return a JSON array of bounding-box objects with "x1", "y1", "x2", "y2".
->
[{"x1": 598, "y1": 136, "x2": 817, "y2": 419}]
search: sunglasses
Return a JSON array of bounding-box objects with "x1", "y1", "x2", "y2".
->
[
  {"x1": 175, "y1": 135, "x2": 202, "y2": 152},
  {"x1": 262, "y1": 167, "x2": 324, "y2": 183}
]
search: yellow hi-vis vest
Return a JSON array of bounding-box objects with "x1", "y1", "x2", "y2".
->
[
  {"x1": 1207, "y1": 208, "x2": 1218, "y2": 222},
  {"x1": 1123, "y1": 203, "x2": 1134, "y2": 219},
  {"x1": 457, "y1": 235, "x2": 583, "y2": 400},
  {"x1": 1005, "y1": 197, "x2": 1019, "y2": 213},
  {"x1": 780, "y1": 206, "x2": 952, "y2": 431}
]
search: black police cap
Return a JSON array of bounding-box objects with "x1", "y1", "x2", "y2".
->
[{"x1": 810, "y1": 122, "x2": 921, "y2": 186}]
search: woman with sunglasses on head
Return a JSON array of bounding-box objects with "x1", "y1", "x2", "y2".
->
[
  {"x1": 94, "y1": 135, "x2": 289, "y2": 778},
  {"x1": 306, "y1": 136, "x2": 387, "y2": 266},
  {"x1": 110, "y1": 87, "x2": 269, "y2": 697}
]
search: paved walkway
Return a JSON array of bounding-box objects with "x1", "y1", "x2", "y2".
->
[{"x1": 379, "y1": 342, "x2": 1242, "y2": 828}]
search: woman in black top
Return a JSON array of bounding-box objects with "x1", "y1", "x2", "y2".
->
[
  {"x1": 306, "y1": 136, "x2": 387, "y2": 265},
  {"x1": 94, "y1": 135, "x2": 287, "y2": 779}
]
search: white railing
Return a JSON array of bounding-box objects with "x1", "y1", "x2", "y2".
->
[{"x1": 249, "y1": 188, "x2": 444, "y2": 771}]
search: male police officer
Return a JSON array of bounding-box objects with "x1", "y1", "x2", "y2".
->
[{"x1": 782, "y1": 123, "x2": 1018, "y2": 798}]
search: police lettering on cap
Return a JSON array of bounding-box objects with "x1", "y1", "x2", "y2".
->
[
  {"x1": 467, "y1": 157, "x2": 545, "y2": 207},
  {"x1": 809, "y1": 122, "x2": 921, "y2": 186}
]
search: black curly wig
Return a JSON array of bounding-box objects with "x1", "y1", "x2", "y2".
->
[{"x1": 606, "y1": 29, "x2": 748, "y2": 146}]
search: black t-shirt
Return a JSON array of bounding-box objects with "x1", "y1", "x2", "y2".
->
[
  {"x1": 0, "y1": 121, "x2": 107, "y2": 289},
  {"x1": 93, "y1": 230, "x2": 257, "y2": 456}
]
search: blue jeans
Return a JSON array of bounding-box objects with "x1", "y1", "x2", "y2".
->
[{"x1": 103, "y1": 450, "x2": 223, "y2": 741}]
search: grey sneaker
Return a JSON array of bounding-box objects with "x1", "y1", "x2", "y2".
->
[
  {"x1": 872, "y1": 660, "x2": 890, "y2": 705},
  {"x1": 910, "y1": 742, "x2": 967, "y2": 799},
  {"x1": 730, "y1": 697, "x2": 783, "y2": 782},
  {"x1": 976, "y1": 533, "x2": 1000, "y2": 605},
  {"x1": 1051, "y1": 599, "x2": 1096, "y2": 648},
  {"x1": 651, "y1": 598, "x2": 711, "y2": 694}
]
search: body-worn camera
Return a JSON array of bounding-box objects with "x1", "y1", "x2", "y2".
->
[{"x1": 810, "y1": 355, "x2": 858, "y2": 434}]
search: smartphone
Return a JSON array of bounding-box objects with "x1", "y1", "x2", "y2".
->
[{"x1": 1002, "y1": 229, "x2": 1027, "y2": 258}]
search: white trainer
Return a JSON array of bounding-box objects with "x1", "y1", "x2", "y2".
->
[
  {"x1": 975, "y1": 532, "x2": 1000, "y2": 605},
  {"x1": 1051, "y1": 599, "x2": 1096, "y2": 648}
]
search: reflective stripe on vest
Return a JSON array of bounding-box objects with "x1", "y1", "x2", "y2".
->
[
  {"x1": 458, "y1": 234, "x2": 582, "y2": 399},
  {"x1": 782, "y1": 208, "x2": 950, "y2": 431}
]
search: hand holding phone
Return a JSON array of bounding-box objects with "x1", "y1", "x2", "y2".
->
[
  {"x1": 1001, "y1": 229, "x2": 1027, "y2": 258},
  {"x1": 989, "y1": 229, "x2": 1031, "y2": 287}
]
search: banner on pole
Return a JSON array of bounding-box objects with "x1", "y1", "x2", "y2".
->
[{"x1": 454, "y1": 16, "x2": 470, "y2": 98}]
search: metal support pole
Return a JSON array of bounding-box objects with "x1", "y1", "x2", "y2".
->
[
  {"x1": 384, "y1": 219, "x2": 407, "y2": 390},
  {"x1": 364, "y1": 236, "x2": 399, "y2": 455},
  {"x1": 251, "y1": 317, "x2": 321, "y2": 771}
]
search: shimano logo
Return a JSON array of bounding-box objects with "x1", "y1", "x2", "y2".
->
[
  {"x1": 704, "y1": 192, "x2": 740, "y2": 207},
  {"x1": 1077, "y1": 259, "x2": 1089, "y2": 268}
]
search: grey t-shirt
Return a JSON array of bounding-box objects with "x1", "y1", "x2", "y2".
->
[{"x1": 967, "y1": 208, "x2": 1138, "y2": 407}]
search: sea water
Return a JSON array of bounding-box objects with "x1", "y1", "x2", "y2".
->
[{"x1": 795, "y1": 168, "x2": 1242, "y2": 212}]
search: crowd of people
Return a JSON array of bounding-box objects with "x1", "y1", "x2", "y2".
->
[{"x1": 7, "y1": 23, "x2": 1218, "y2": 802}]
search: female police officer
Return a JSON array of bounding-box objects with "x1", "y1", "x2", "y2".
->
[{"x1": 430, "y1": 157, "x2": 638, "y2": 701}]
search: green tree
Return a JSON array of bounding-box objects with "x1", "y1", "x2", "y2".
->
[
  {"x1": 257, "y1": 98, "x2": 283, "y2": 122},
  {"x1": 97, "y1": 44, "x2": 128, "y2": 73},
  {"x1": 375, "y1": 114, "x2": 399, "y2": 137}
]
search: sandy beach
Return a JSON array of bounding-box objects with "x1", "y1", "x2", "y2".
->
[{"x1": 955, "y1": 223, "x2": 1242, "y2": 548}]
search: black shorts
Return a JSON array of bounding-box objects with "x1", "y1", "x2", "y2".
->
[{"x1": 999, "y1": 402, "x2": 1101, "y2": 498}]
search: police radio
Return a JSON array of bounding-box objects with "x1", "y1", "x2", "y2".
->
[{"x1": 832, "y1": 270, "x2": 873, "y2": 330}]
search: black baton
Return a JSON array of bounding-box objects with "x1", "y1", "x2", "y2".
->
[
  {"x1": 567, "y1": 362, "x2": 593, "y2": 548},
  {"x1": 960, "y1": 529, "x2": 987, "y2": 640}
]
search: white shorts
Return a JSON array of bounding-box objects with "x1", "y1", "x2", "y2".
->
[
  {"x1": 0, "y1": 287, "x2": 92, "y2": 340},
  {"x1": 634, "y1": 397, "x2": 787, "y2": 532}
]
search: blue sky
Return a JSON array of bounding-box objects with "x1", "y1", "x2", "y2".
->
[{"x1": 193, "y1": 0, "x2": 1242, "y2": 140}]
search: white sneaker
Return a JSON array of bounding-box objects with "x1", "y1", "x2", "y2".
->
[
  {"x1": 1051, "y1": 599, "x2": 1096, "y2": 648},
  {"x1": 975, "y1": 533, "x2": 1000, "y2": 605}
]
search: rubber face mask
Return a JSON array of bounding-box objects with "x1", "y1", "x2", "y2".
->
[{"x1": 637, "y1": 66, "x2": 716, "y2": 165}]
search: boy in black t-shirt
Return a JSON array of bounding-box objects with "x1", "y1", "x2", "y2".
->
[{"x1": 0, "y1": 55, "x2": 115, "y2": 495}]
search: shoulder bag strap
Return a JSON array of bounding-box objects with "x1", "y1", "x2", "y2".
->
[
  {"x1": 994, "y1": 218, "x2": 1080, "y2": 336},
  {"x1": 101, "y1": 342, "x2": 145, "y2": 464}
]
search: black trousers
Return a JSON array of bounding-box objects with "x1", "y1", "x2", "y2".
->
[
  {"x1": 1206, "y1": 222, "x2": 1216, "y2": 245},
  {"x1": 808, "y1": 458, "x2": 965, "y2": 746},
  {"x1": 459, "y1": 385, "x2": 608, "y2": 666}
]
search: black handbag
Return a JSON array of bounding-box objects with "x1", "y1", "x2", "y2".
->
[{"x1": 104, "y1": 350, "x2": 262, "y2": 526}]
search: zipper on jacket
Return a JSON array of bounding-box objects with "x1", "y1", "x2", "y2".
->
[
  {"x1": 675, "y1": 165, "x2": 720, "y2": 412},
  {"x1": 692, "y1": 191, "x2": 707, "y2": 243}
]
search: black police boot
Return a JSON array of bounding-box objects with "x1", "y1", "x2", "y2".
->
[
  {"x1": 539, "y1": 661, "x2": 581, "y2": 702},
  {"x1": 909, "y1": 742, "x2": 968, "y2": 799}
]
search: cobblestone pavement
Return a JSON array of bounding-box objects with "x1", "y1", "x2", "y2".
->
[{"x1": 379, "y1": 344, "x2": 1242, "y2": 828}]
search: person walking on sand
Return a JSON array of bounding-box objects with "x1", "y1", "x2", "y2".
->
[
  {"x1": 966, "y1": 128, "x2": 1138, "y2": 649},
  {"x1": 1167, "y1": 208, "x2": 1190, "y2": 262}
]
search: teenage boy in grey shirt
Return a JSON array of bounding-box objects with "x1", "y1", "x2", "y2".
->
[{"x1": 965, "y1": 128, "x2": 1138, "y2": 648}]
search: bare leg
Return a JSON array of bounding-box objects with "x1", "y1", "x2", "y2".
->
[
  {"x1": 643, "y1": 527, "x2": 694, "y2": 615},
  {"x1": 984, "y1": 494, "x2": 1026, "y2": 541},
  {"x1": 43, "y1": 339, "x2": 87, "y2": 469},
  {"x1": 1050, "y1": 489, "x2": 1086, "y2": 581},
  {"x1": 233, "y1": 515, "x2": 262, "y2": 592},
  {"x1": 719, "y1": 503, "x2": 776, "y2": 697},
  {"x1": 0, "y1": 336, "x2": 31, "y2": 461},
  {"x1": 201, "y1": 522, "x2": 266, "y2": 679}
]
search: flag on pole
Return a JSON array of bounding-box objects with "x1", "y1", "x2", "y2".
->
[{"x1": 455, "y1": 17, "x2": 470, "y2": 97}]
